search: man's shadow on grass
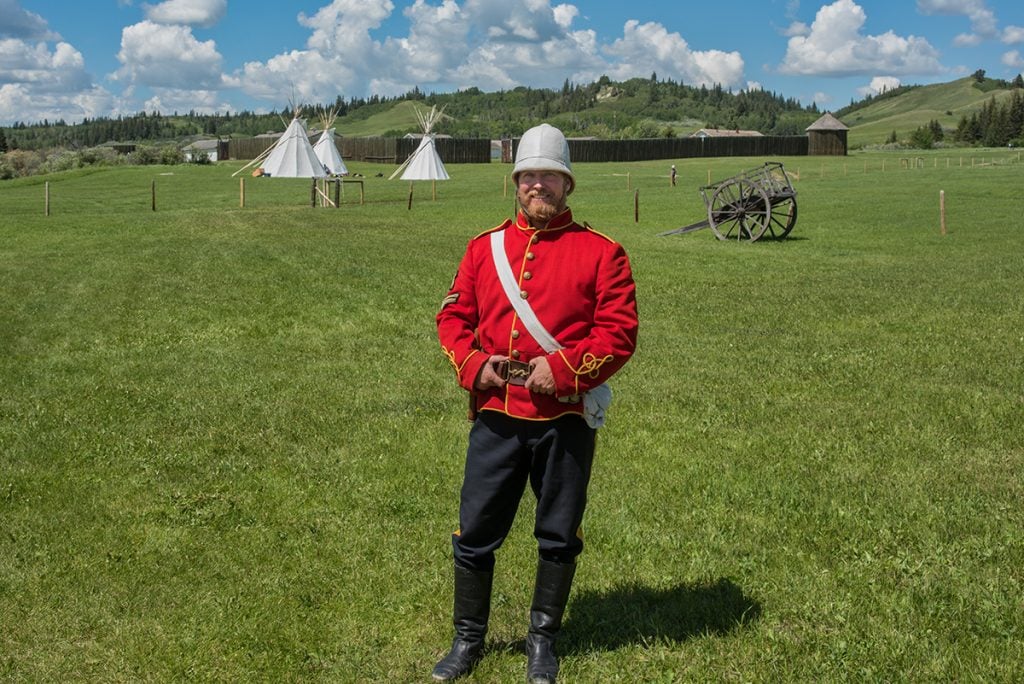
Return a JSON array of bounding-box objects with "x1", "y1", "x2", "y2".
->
[{"x1": 562, "y1": 577, "x2": 761, "y2": 653}]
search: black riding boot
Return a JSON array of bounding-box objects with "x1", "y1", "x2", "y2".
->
[
  {"x1": 525, "y1": 559, "x2": 576, "y2": 684},
  {"x1": 432, "y1": 563, "x2": 493, "y2": 681}
]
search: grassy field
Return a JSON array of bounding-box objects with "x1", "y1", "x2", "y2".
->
[
  {"x1": 842, "y1": 77, "x2": 1020, "y2": 148},
  {"x1": 2, "y1": 150, "x2": 1022, "y2": 682}
]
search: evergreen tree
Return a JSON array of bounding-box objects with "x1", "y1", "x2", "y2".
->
[
  {"x1": 0, "y1": 128, "x2": 7, "y2": 153},
  {"x1": 1008, "y1": 89, "x2": 1024, "y2": 139},
  {"x1": 910, "y1": 125, "x2": 934, "y2": 149}
]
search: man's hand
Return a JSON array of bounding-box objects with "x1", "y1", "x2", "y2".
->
[
  {"x1": 525, "y1": 356, "x2": 556, "y2": 395},
  {"x1": 474, "y1": 355, "x2": 509, "y2": 390}
]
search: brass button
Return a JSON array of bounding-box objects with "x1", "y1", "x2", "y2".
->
[
  {"x1": 526, "y1": 252, "x2": 535, "y2": 260},
  {"x1": 520, "y1": 290, "x2": 528, "y2": 299},
  {"x1": 531, "y1": 236, "x2": 540, "y2": 244},
  {"x1": 511, "y1": 350, "x2": 520, "y2": 359},
  {"x1": 511, "y1": 330, "x2": 520, "y2": 339},
  {"x1": 523, "y1": 272, "x2": 532, "y2": 280}
]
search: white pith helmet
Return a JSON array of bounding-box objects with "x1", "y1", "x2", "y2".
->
[{"x1": 513, "y1": 123, "x2": 575, "y2": 194}]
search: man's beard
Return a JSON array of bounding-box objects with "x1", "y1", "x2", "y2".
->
[{"x1": 519, "y1": 190, "x2": 565, "y2": 225}]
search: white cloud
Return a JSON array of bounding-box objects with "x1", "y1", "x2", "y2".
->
[
  {"x1": 953, "y1": 32, "x2": 983, "y2": 47},
  {"x1": 782, "y1": 21, "x2": 810, "y2": 38},
  {"x1": 0, "y1": 81, "x2": 117, "y2": 124},
  {"x1": 856, "y1": 75, "x2": 902, "y2": 97},
  {"x1": 447, "y1": 45, "x2": 520, "y2": 91},
  {"x1": 0, "y1": 38, "x2": 92, "y2": 92},
  {"x1": 237, "y1": 0, "x2": 398, "y2": 103},
  {"x1": 143, "y1": 0, "x2": 227, "y2": 28},
  {"x1": 596, "y1": 20, "x2": 744, "y2": 88},
  {"x1": 392, "y1": 0, "x2": 472, "y2": 83},
  {"x1": 143, "y1": 88, "x2": 232, "y2": 114},
  {"x1": 240, "y1": 49, "x2": 358, "y2": 102},
  {"x1": 463, "y1": 0, "x2": 568, "y2": 42},
  {"x1": 1002, "y1": 50, "x2": 1024, "y2": 69},
  {"x1": 0, "y1": 2, "x2": 106, "y2": 124},
  {"x1": 780, "y1": 0, "x2": 943, "y2": 77},
  {"x1": 115, "y1": 21, "x2": 225, "y2": 90},
  {"x1": 300, "y1": 0, "x2": 393, "y2": 59},
  {"x1": 552, "y1": 4, "x2": 578, "y2": 29},
  {"x1": 0, "y1": 0, "x2": 59, "y2": 40},
  {"x1": 1003, "y1": 26, "x2": 1024, "y2": 44},
  {"x1": 916, "y1": 0, "x2": 998, "y2": 38},
  {"x1": 233, "y1": 0, "x2": 750, "y2": 108},
  {"x1": 442, "y1": 2, "x2": 605, "y2": 91}
]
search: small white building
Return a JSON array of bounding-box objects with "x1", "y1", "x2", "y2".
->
[{"x1": 182, "y1": 139, "x2": 223, "y2": 162}]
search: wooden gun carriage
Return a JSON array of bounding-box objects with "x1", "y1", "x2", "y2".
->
[{"x1": 660, "y1": 161, "x2": 798, "y2": 242}]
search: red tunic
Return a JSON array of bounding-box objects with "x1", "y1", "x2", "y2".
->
[{"x1": 437, "y1": 208, "x2": 638, "y2": 421}]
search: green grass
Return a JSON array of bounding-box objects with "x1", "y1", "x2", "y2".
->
[
  {"x1": 335, "y1": 100, "x2": 427, "y2": 137},
  {"x1": 2, "y1": 151, "x2": 1023, "y2": 681},
  {"x1": 842, "y1": 76, "x2": 1020, "y2": 147}
]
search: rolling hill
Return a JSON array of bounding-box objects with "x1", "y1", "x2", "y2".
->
[
  {"x1": 329, "y1": 75, "x2": 1022, "y2": 148},
  {"x1": 837, "y1": 76, "x2": 1021, "y2": 147}
]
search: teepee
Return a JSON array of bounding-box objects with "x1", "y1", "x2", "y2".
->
[
  {"x1": 260, "y1": 114, "x2": 326, "y2": 178},
  {"x1": 233, "y1": 104, "x2": 325, "y2": 178},
  {"x1": 390, "y1": 106, "x2": 449, "y2": 182},
  {"x1": 313, "y1": 110, "x2": 348, "y2": 176}
]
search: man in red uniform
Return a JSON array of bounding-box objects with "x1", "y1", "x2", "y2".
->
[{"x1": 434, "y1": 123, "x2": 638, "y2": 683}]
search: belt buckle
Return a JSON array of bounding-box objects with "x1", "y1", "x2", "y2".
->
[{"x1": 504, "y1": 360, "x2": 531, "y2": 385}]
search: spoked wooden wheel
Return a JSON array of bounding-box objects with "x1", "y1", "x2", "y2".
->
[
  {"x1": 708, "y1": 178, "x2": 771, "y2": 242},
  {"x1": 763, "y1": 196, "x2": 798, "y2": 239}
]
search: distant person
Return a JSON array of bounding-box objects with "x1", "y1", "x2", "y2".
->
[
  {"x1": 670, "y1": 164, "x2": 677, "y2": 186},
  {"x1": 433, "y1": 123, "x2": 639, "y2": 683}
]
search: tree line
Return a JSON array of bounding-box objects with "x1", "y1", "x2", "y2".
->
[
  {"x1": 1, "y1": 75, "x2": 819, "y2": 152},
  {"x1": 950, "y1": 90, "x2": 1024, "y2": 147},
  {"x1": 898, "y1": 90, "x2": 1024, "y2": 149},
  {"x1": 414, "y1": 74, "x2": 817, "y2": 140}
]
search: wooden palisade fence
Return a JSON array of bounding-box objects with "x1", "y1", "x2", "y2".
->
[{"x1": 228, "y1": 133, "x2": 833, "y2": 165}]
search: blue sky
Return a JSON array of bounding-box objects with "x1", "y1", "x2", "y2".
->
[{"x1": 1, "y1": 0, "x2": 1022, "y2": 126}]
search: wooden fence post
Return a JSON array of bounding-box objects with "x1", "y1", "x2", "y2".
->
[
  {"x1": 940, "y1": 190, "x2": 947, "y2": 236},
  {"x1": 151, "y1": 180, "x2": 156, "y2": 211},
  {"x1": 240, "y1": 178, "x2": 245, "y2": 208},
  {"x1": 45, "y1": 181, "x2": 50, "y2": 217},
  {"x1": 311, "y1": 178, "x2": 317, "y2": 207},
  {"x1": 634, "y1": 189, "x2": 639, "y2": 223}
]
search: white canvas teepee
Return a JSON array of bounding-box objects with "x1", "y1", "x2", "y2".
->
[
  {"x1": 390, "y1": 106, "x2": 449, "y2": 181},
  {"x1": 260, "y1": 116, "x2": 326, "y2": 178},
  {"x1": 313, "y1": 127, "x2": 348, "y2": 176},
  {"x1": 401, "y1": 135, "x2": 449, "y2": 180}
]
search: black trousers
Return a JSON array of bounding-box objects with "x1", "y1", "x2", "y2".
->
[{"x1": 452, "y1": 411, "x2": 596, "y2": 571}]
